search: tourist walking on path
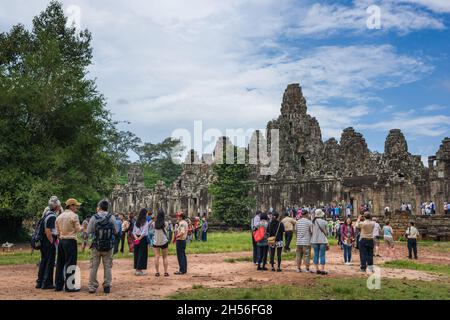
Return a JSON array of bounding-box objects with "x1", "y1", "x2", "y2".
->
[
  {"x1": 311, "y1": 209, "x2": 329, "y2": 275},
  {"x1": 193, "y1": 216, "x2": 200, "y2": 241},
  {"x1": 340, "y1": 217, "x2": 355, "y2": 265},
  {"x1": 373, "y1": 218, "x2": 382, "y2": 257},
  {"x1": 126, "y1": 212, "x2": 136, "y2": 254},
  {"x1": 55, "y1": 198, "x2": 82, "y2": 292},
  {"x1": 175, "y1": 212, "x2": 189, "y2": 275},
  {"x1": 281, "y1": 212, "x2": 296, "y2": 252},
  {"x1": 81, "y1": 215, "x2": 90, "y2": 253},
  {"x1": 113, "y1": 213, "x2": 122, "y2": 255},
  {"x1": 118, "y1": 214, "x2": 126, "y2": 253},
  {"x1": 152, "y1": 209, "x2": 170, "y2": 277},
  {"x1": 256, "y1": 212, "x2": 269, "y2": 271},
  {"x1": 36, "y1": 196, "x2": 58, "y2": 290},
  {"x1": 355, "y1": 212, "x2": 375, "y2": 273},
  {"x1": 133, "y1": 209, "x2": 149, "y2": 276},
  {"x1": 201, "y1": 217, "x2": 208, "y2": 242},
  {"x1": 382, "y1": 221, "x2": 395, "y2": 258},
  {"x1": 251, "y1": 211, "x2": 261, "y2": 264},
  {"x1": 268, "y1": 212, "x2": 285, "y2": 272},
  {"x1": 405, "y1": 221, "x2": 420, "y2": 259},
  {"x1": 87, "y1": 200, "x2": 118, "y2": 294},
  {"x1": 295, "y1": 210, "x2": 313, "y2": 273}
]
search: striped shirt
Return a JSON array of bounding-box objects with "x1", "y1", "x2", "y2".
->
[{"x1": 296, "y1": 218, "x2": 312, "y2": 246}]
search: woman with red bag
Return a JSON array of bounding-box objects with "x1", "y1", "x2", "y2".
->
[{"x1": 256, "y1": 212, "x2": 269, "y2": 271}]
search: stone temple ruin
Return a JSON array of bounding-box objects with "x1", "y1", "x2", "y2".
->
[{"x1": 111, "y1": 84, "x2": 450, "y2": 238}]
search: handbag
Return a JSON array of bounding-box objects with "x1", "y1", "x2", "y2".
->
[
  {"x1": 253, "y1": 225, "x2": 266, "y2": 242},
  {"x1": 268, "y1": 221, "x2": 282, "y2": 247},
  {"x1": 315, "y1": 220, "x2": 330, "y2": 251},
  {"x1": 134, "y1": 239, "x2": 141, "y2": 246}
]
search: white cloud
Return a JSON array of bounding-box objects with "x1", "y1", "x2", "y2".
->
[
  {"x1": 402, "y1": 0, "x2": 450, "y2": 13},
  {"x1": 422, "y1": 104, "x2": 448, "y2": 111},
  {"x1": 288, "y1": 0, "x2": 445, "y2": 37},
  {"x1": 361, "y1": 114, "x2": 450, "y2": 137},
  {"x1": 0, "y1": 0, "x2": 447, "y2": 154}
]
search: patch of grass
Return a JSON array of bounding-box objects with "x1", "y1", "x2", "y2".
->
[
  {"x1": 169, "y1": 278, "x2": 450, "y2": 300},
  {"x1": 192, "y1": 284, "x2": 204, "y2": 289},
  {"x1": 0, "y1": 231, "x2": 253, "y2": 266},
  {"x1": 384, "y1": 259, "x2": 450, "y2": 276}
]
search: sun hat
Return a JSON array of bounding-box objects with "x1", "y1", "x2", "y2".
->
[{"x1": 314, "y1": 209, "x2": 325, "y2": 218}]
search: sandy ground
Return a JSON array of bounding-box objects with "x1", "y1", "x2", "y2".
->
[{"x1": 0, "y1": 244, "x2": 448, "y2": 300}]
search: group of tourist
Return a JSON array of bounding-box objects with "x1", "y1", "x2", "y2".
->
[
  {"x1": 251, "y1": 207, "x2": 421, "y2": 275},
  {"x1": 35, "y1": 196, "x2": 205, "y2": 294}
]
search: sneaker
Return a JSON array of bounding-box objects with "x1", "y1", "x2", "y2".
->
[
  {"x1": 103, "y1": 287, "x2": 110, "y2": 294},
  {"x1": 276, "y1": 268, "x2": 282, "y2": 272},
  {"x1": 306, "y1": 269, "x2": 315, "y2": 274},
  {"x1": 296, "y1": 268, "x2": 302, "y2": 273},
  {"x1": 257, "y1": 266, "x2": 262, "y2": 271},
  {"x1": 271, "y1": 267, "x2": 275, "y2": 272},
  {"x1": 262, "y1": 267, "x2": 268, "y2": 271},
  {"x1": 88, "y1": 289, "x2": 96, "y2": 294}
]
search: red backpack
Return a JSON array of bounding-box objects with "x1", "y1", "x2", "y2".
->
[{"x1": 253, "y1": 225, "x2": 266, "y2": 242}]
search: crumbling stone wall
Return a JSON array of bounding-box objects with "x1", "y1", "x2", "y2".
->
[{"x1": 111, "y1": 83, "x2": 450, "y2": 234}]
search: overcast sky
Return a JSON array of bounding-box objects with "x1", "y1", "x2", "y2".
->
[{"x1": 1, "y1": 0, "x2": 450, "y2": 163}]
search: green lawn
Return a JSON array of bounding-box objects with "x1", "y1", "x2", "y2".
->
[
  {"x1": 0, "y1": 231, "x2": 252, "y2": 266},
  {"x1": 384, "y1": 259, "x2": 450, "y2": 276},
  {"x1": 170, "y1": 277, "x2": 450, "y2": 300}
]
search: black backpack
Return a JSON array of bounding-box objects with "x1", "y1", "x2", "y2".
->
[
  {"x1": 93, "y1": 213, "x2": 115, "y2": 252},
  {"x1": 31, "y1": 211, "x2": 55, "y2": 250}
]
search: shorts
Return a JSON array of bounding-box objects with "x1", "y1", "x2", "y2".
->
[
  {"x1": 153, "y1": 242, "x2": 169, "y2": 249},
  {"x1": 384, "y1": 236, "x2": 394, "y2": 248},
  {"x1": 373, "y1": 236, "x2": 380, "y2": 245}
]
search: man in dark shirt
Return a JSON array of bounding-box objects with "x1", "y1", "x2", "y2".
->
[{"x1": 36, "y1": 197, "x2": 58, "y2": 289}]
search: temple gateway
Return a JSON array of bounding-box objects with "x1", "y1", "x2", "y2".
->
[{"x1": 111, "y1": 84, "x2": 449, "y2": 237}]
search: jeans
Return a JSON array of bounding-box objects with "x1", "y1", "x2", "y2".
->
[
  {"x1": 312, "y1": 243, "x2": 327, "y2": 265},
  {"x1": 37, "y1": 237, "x2": 56, "y2": 287},
  {"x1": 257, "y1": 245, "x2": 268, "y2": 267},
  {"x1": 89, "y1": 249, "x2": 113, "y2": 291},
  {"x1": 176, "y1": 240, "x2": 187, "y2": 273},
  {"x1": 359, "y1": 238, "x2": 374, "y2": 271},
  {"x1": 284, "y1": 231, "x2": 293, "y2": 251},
  {"x1": 119, "y1": 233, "x2": 126, "y2": 253},
  {"x1": 55, "y1": 239, "x2": 78, "y2": 290},
  {"x1": 407, "y1": 238, "x2": 417, "y2": 258},
  {"x1": 343, "y1": 243, "x2": 352, "y2": 263},
  {"x1": 201, "y1": 231, "x2": 207, "y2": 242}
]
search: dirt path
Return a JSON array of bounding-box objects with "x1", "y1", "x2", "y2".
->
[{"x1": 0, "y1": 245, "x2": 448, "y2": 300}]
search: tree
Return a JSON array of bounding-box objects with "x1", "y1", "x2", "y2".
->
[
  {"x1": 0, "y1": 1, "x2": 119, "y2": 240},
  {"x1": 209, "y1": 144, "x2": 255, "y2": 227},
  {"x1": 135, "y1": 137, "x2": 183, "y2": 187}
]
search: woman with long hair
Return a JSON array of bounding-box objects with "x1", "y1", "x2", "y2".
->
[
  {"x1": 152, "y1": 209, "x2": 170, "y2": 277},
  {"x1": 268, "y1": 212, "x2": 285, "y2": 272},
  {"x1": 341, "y1": 217, "x2": 355, "y2": 265},
  {"x1": 132, "y1": 208, "x2": 149, "y2": 276}
]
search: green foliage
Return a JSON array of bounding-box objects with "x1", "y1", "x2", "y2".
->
[
  {"x1": 209, "y1": 145, "x2": 255, "y2": 227},
  {"x1": 0, "y1": 1, "x2": 123, "y2": 231}
]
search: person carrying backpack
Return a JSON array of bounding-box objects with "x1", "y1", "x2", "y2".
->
[
  {"x1": 255, "y1": 212, "x2": 269, "y2": 271},
  {"x1": 35, "y1": 196, "x2": 59, "y2": 289},
  {"x1": 87, "y1": 200, "x2": 118, "y2": 294}
]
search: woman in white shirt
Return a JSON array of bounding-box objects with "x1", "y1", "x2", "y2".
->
[
  {"x1": 152, "y1": 209, "x2": 170, "y2": 277},
  {"x1": 132, "y1": 208, "x2": 149, "y2": 276}
]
